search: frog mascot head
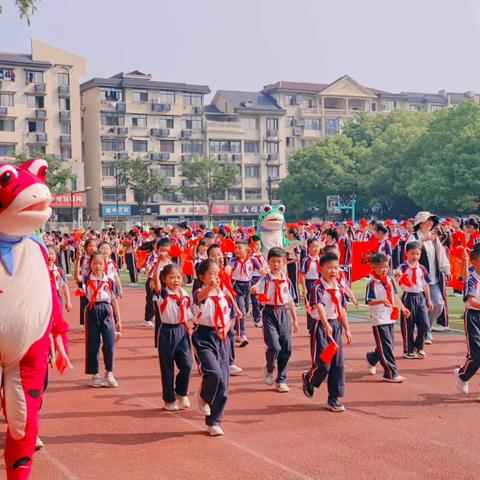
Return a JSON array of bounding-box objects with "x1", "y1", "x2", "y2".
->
[{"x1": 257, "y1": 204, "x2": 290, "y2": 257}]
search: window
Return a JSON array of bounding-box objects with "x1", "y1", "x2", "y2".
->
[
  {"x1": 245, "y1": 189, "x2": 262, "y2": 200},
  {"x1": 287, "y1": 116, "x2": 295, "y2": 127},
  {"x1": 183, "y1": 92, "x2": 203, "y2": 106},
  {"x1": 99, "y1": 88, "x2": 123, "y2": 102},
  {"x1": 266, "y1": 141, "x2": 279, "y2": 153},
  {"x1": 303, "y1": 98, "x2": 314, "y2": 108},
  {"x1": 241, "y1": 118, "x2": 258, "y2": 130},
  {"x1": 409, "y1": 104, "x2": 422, "y2": 112},
  {"x1": 227, "y1": 189, "x2": 242, "y2": 201},
  {"x1": 325, "y1": 118, "x2": 339, "y2": 136},
  {"x1": 182, "y1": 116, "x2": 202, "y2": 130},
  {"x1": 70, "y1": 178, "x2": 77, "y2": 191},
  {"x1": 0, "y1": 144, "x2": 15, "y2": 156},
  {"x1": 284, "y1": 95, "x2": 294, "y2": 106},
  {"x1": 286, "y1": 137, "x2": 295, "y2": 148},
  {"x1": 58, "y1": 72, "x2": 69, "y2": 86},
  {"x1": 372, "y1": 103, "x2": 377, "y2": 112},
  {"x1": 209, "y1": 140, "x2": 241, "y2": 153},
  {"x1": 383, "y1": 100, "x2": 396, "y2": 111},
  {"x1": 131, "y1": 115, "x2": 147, "y2": 128},
  {"x1": 0, "y1": 119, "x2": 14, "y2": 132},
  {"x1": 159, "y1": 140, "x2": 175, "y2": 153},
  {"x1": 101, "y1": 138, "x2": 125, "y2": 152},
  {"x1": 61, "y1": 122, "x2": 71, "y2": 135},
  {"x1": 324, "y1": 98, "x2": 338, "y2": 109},
  {"x1": 431, "y1": 104, "x2": 443, "y2": 112},
  {"x1": 0, "y1": 93, "x2": 14, "y2": 106},
  {"x1": 133, "y1": 90, "x2": 148, "y2": 102},
  {"x1": 159, "y1": 165, "x2": 175, "y2": 177},
  {"x1": 133, "y1": 140, "x2": 148, "y2": 152},
  {"x1": 25, "y1": 71, "x2": 44, "y2": 84},
  {"x1": 158, "y1": 91, "x2": 175, "y2": 104},
  {"x1": 103, "y1": 187, "x2": 126, "y2": 202},
  {"x1": 28, "y1": 120, "x2": 45, "y2": 133},
  {"x1": 60, "y1": 146, "x2": 72, "y2": 160},
  {"x1": 102, "y1": 162, "x2": 116, "y2": 177},
  {"x1": 59, "y1": 97, "x2": 70, "y2": 111},
  {"x1": 245, "y1": 165, "x2": 260, "y2": 177},
  {"x1": 28, "y1": 144, "x2": 46, "y2": 156},
  {"x1": 0, "y1": 69, "x2": 15, "y2": 82},
  {"x1": 266, "y1": 118, "x2": 278, "y2": 130},
  {"x1": 182, "y1": 140, "x2": 203, "y2": 154},
  {"x1": 304, "y1": 119, "x2": 321, "y2": 130},
  {"x1": 267, "y1": 166, "x2": 280, "y2": 178},
  {"x1": 26, "y1": 95, "x2": 44, "y2": 108},
  {"x1": 101, "y1": 112, "x2": 125, "y2": 126},
  {"x1": 244, "y1": 141, "x2": 259, "y2": 154},
  {"x1": 159, "y1": 116, "x2": 174, "y2": 129}
]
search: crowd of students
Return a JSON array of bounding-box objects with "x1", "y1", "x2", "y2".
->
[{"x1": 41, "y1": 210, "x2": 480, "y2": 436}]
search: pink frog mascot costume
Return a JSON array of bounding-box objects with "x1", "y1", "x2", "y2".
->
[{"x1": 0, "y1": 158, "x2": 71, "y2": 479}]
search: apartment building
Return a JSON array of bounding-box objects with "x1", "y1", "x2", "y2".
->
[{"x1": 0, "y1": 40, "x2": 87, "y2": 222}]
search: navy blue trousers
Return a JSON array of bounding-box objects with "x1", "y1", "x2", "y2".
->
[
  {"x1": 459, "y1": 309, "x2": 480, "y2": 381},
  {"x1": 250, "y1": 276, "x2": 261, "y2": 324},
  {"x1": 308, "y1": 318, "x2": 344, "y2": 399},
  {"x1": 233, "y1": 281, "x2": 250, "y2": 337},
  {"x1": 192, "y1": 326, "x2": 229, "y2": 427},
  {"x1": 401, "y1": 292, "x2": 429, "y2": 354},
  {"x1": 85, "y1": 302, "x2": 115, "y2": 374},
  {"x1": 262, "y1": 306, "x2": 292, "y2": 384},
  {"x1": 287, "y1": 262, "x2": 299, "y2": 304},
  {"x1": 227, "y1": 322, "x2": 236, "y2": 365},
  {"x1": 125, "y1": 253, "x2": 137, "y2": 283},
  {"x1": 157, "y1": 324, "x2": 193, "y2": 403},
  {"x1": 367, "y1": 324, "x2": 399, "y2": 379},
  {"x1": 144, "y1": 278, "x2": 155, "y2": 324}
]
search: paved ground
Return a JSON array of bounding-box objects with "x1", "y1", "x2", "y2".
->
[{"x1": 7, "y1": 285, "x2": 480, "y2": 480}]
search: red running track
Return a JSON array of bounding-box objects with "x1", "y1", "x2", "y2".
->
[{"x1": 8, "y1": 285, "x2": 480, "y2": 480}]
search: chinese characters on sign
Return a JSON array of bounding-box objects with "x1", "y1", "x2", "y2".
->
[
  {"x1": 50, "y1": 192, "x2": 85, "y2": 208},
  {"x1": 229, "y1": 204, "x2": 261, "y2": 215},
  {"x1": 101, "y1": 205, "x2": 132, "y2": 217}
]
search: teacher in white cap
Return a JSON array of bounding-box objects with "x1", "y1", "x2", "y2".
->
[{"x1": 407, "y1": 211, "x2": 451, "y2": 343}]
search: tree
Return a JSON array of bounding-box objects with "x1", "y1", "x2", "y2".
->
[
  {"x1": 0, "y1": 0, "x2": 38, "y2": 23},
  {"x1": 180, "y1": 157, "x2": 236, "y2": 221},
  {"x1": 117, "y1": 156, "x2": 172, "y2": 221},
  {"x1": 14, "y1": 152, "x2": 77, "y2": 194},
  {"x1": 278, "y1": 135, "x2": 358, "y2": 220}
]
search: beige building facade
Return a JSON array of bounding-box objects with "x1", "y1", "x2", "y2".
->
[{"x1": 0, "y1": 40, "x2": 87, "y2": 221}]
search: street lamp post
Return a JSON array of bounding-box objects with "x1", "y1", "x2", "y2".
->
[
  {"x1": 70, "y1": 186, "x2": 91, "y2": 230},
  {"x1": 267, "y1": 176, "x2": 280, "y2": 205}
]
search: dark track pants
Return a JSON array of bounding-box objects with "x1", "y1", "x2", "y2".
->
[
  {"x1": 262, "y1": 306, "x2": 292, "y2": 384},
  {"x1": 144, "y1": 278, "x2": 155, "y2": 324},
  {"x1": 251, "y1": 277, "x2": 261, "y2": 324},
  {"x1": 125, "y1": 252, "x2": 137, "y2": 283},
  {"x1": 401, "y1": 292, "x2": 429, "y2": 354},
  {"x1": 233, "y1": 281, "x2": 250, "y2": 337},
  {"x1": 158, "y1": 324, "x2": 193, "y2": 403},
  {"x1": 366, "y1": 323, "x2": 399, "y2": 379},
  {"x1": 459, "y1": 309, "x2": 480, "y2": 382},
  {"x1": 85, "y1": 302, "x2": 115, "y2": 374},
  {"x1": 307, "y1": 318, "x2": 344, "y2": 399},
  {"x1": 192, "y1": 326, "x2": 229, "y2": 427}
]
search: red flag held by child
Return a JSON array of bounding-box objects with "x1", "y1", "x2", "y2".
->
[{"x1": 351, "y1": 238, "x2": 379, "y2": 283}]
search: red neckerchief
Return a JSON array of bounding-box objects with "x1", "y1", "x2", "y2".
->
[
  {"x1": 325, "y1": 284, "x2": 342, "y2": 319},
  {"x1": 86, "y1": 277, "x2": 110, "y2": 309},
  {"x1": 371, "y1": 272, "x2": 398, "y2": 320},
  {"x1": 219, "y1": 267, "x2": 236, "y2": 298},
  {"x1": 210, "y1": 295, "x2": 227, "y2": 339},
  {"x1": 161, "y1": 292, "x2": 191, "y2": 333},
  {"x1": 234, "y1": 257, "x2": 248, "y2": 277}
]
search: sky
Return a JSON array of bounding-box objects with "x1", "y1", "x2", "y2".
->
[{"x1": 2, "y1": 0, "x2": 480, "y2": 97}]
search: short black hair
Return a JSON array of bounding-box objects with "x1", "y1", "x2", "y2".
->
[
  {"x1": 159, "y1": 264, "x2": 182, "y2": 287},
  {"x1": 157, "y1": 237, "x2": 171, "y2": 248},
  {"x1": 196, "y1": 259, "x2": 218, "y2": 284},
  {"x1": 235, "y1": 240, "x2": 249, "y2": 247},
  {"x1": 268, "y1": 247, "x2": 286, "y2": 260},
  {"x1": 320, "y1": 252, "x2": 339, "y2": 266},
  {"x1": 322, "y1": 244, "x2": 339, "y2": 254},
  {"x1": 325, "y1": 228, "x2": 339, "y2": 241},
  {"x1": 466, "y1": 218, "x2": 479, "y2": 230},
  {"x1": 374, "y1": 223, "x2": 388, "y2": 235},
  {"x1": 371, "y1": 253, "x2": 389, "y2": 264},
  {"x1": 250, "y1": 235, "x2": 261, "y2": 243},
  {"x1": 307, "y1": 237, "x2": 321, "y2": 247},
  {"x1": 405, "y1": 241, "x2": 422, "y2": 252},
  {"x1": 204, "y1": 231, "x2": 215, "y2": 239},
  {"x1": 471, "y1": 249, "x2": 480, "y2": 262},
  {"x1": 207, "y1": 243, "x2": 221, "y2": 256}
]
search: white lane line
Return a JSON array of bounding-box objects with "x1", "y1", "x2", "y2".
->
[{"x1": 39, "y1": 448, "x2": 80, "y2": 480}]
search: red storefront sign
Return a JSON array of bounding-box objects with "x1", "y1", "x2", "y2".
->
[{"x1": 50, "y1": 192, "x2": 85, "y2": 208}]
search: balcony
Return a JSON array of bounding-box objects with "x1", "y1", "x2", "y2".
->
[
  {"x1": 294, "y1": 119, "x2": 305, "y2": 127},
  {"x1": 181, "y1": 154, "x2": 193, "y2": 162},
  {"x1": 151, "y1": 103, "x2": 171, "y2": 112},
  {"x1": 267, "y1": 153, "x2": 279, "y2": 162},
  {"x1": 217, "y1": 153, "x2": 229, "y2": 162},
  {"x1": 151, "y1": 128, "x2": 170, "y2": 137},
  {"x1": 117, "y1": 127, "x2": 129, "y2": 135},
  {"x1": 204, "y1": 119, "x2": 243, "y2": 136},
  {"x1": 116, "y1": 102, "x2": 126, "y2": 112},
  {"x1": 59, "y1": 110, "x2": 70, "y2": 121},
  {"x1": 160, "y1": 153, "x2": 171, "y2": 161},
  {"x1": 0, "y1": 106, "x2": 7, "y2": 116},
  {"x1": 151, "y1": 152, "x2": 162, "y2": 161},
  {"x1": 60, "y1": 135, "x2": 71, "y2": 145},
  {"x1": 323, "y1": 108, "x2": 348, "y2": 116},
  {"x1": 266, "y1": 129, "x2": 279, "y2": 138},
  {"x1": 292, "y1": 127, "x2": 303, "y2": 135},
  {"x1": 36, "y1": 109, "x2": 47, "y2": 119},
  {"x1": 58, "y1": 85, "x2": 70, "y2": 96},
  {"x1": 232, "y1": 154, "x2": 242, "y2": 162},
  {"x1": 36, "y1": 133, "x2": 48, "y2": 143},
  {"x1": 35, "y1": 84, "x2": 46, "y2": 94},
  {"x1": 193, "y1": 106, "x2": 204, "y2": 114},
  {"x1": 116, "y1": 152, "x2": 128, "y2": 160},
  {"x1": 181, "y1": 129, "x2": 192, "y2": 139}
]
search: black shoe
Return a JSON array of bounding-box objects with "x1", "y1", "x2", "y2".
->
[
  {"x1": 239, "y1": 338, "x2": 249, "y2": 348},
  {"x1": 327, "y1": 397, "x2": 346, "y2": 412},
  {"x1": 302, "y1": 371, "x2": 314, "y2": 398}
]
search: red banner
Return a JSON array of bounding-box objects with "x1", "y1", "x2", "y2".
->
[
  {"x1": 50, "y1": 192, "x2": 85, "y2": 208},
  {"x1": 351, "y1": 238, "x2": 379, "y2": 283}
]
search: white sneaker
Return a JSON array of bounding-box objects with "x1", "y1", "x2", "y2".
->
[
  {"x1": 432, "y1": 325, "x2": 449, "y2": 332},
  {"x1": 104, "y1": 371, "x2": 119, "y2": 388},
  {"x1": 454, "y1": 368, "x2": 469, "y2": 394},
  {"x1": 91, "y1": 374, "x2": 105, "y2": 388},
  {"x1": 35, "y1": 437, "x2": 44, "y2": 450},
  {"x1": 275, "y1": 382, "x2": 290, "y2": 393},
  {"x1": 175, "y1": 395, "x2": 191, "y2": 409},
  {"x1": 263, "y1": 364, "x2": 274, "y2": 386},
  {"x1": 208, "y1": 425, "x2": 224, "y2": 436},
  {"x1": 229, "y1": 364, "x2": 243, "y2": 376},
  {"x1": 367, "y1": 363, "x2": 377, "y2": 375},
  {"x1": 163, "y1": 401, "x2": 179, "y2": 411},
  {"x1": 383, "y1": 375, "x2": 406, "y2": 383},
  {"x1": 143, "y1": 320, "x2": 154, "y2": 327},
  {"x1": 194, "y1": 392, "x2": 211, "y2": 416},
  {"x1": 416, "y1": 349, "x2": 427, "y2": 358},
  {"x1": 424, "y1": 339, "x2": 433, "y2": 345}
]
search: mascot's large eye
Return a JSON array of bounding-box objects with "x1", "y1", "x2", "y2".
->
[
  {"x1": 278, "y1": 204, "x2": 286, "y2": 213},
  {"x1": 262, "y1": 204, "x2": 272, "y2": 214},
  {"x1": 26, "y1": 158, "x2": 48, "y2": 180},
  {"x1": 0, "y1": 165, "x2": 18, "y2": 188}
]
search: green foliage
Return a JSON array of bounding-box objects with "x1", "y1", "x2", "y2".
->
[
  {"x1": 279, "y1": 103, "x2": 480, "y2": 218},
  {"x1": 180, "y1": 157, "x2": 236, "y2": 219},
  {"x1": 117, "y1": 156, "x2": 172, "y2": 219},
  {"x1": 0, "y1": 0, "x2": 38, "y2": 23},
  {"x1": 14, "y1": 152, "x2": 76, "y2": 194}
]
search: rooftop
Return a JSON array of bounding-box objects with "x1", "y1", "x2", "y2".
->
[
  {"x1": 0, "y1": 51, "x2": 51, "y2": 68},
  {"x1": 215, "y1": 90, "x2": 285, "y2": 114}
]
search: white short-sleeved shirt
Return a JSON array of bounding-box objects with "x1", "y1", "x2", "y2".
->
[
  {"x1": 397, "y1": 262, "x2": 430, "y2": 294},
  {"x1": 255, "y1": 273, "x2": 294, "y2": 306},
  {"x1": 228, "y1": 257, "x2": 261, "y2": 282},
  {"x1": 309, "y1": 277, "x2": 345, "y2": 320},
  {"x1": 464, "y1": 271, "x2": 480, "y2": 311},
  {"x1": 192, "y1": 289, "x2": 231, "y2": 328},
  {"x1": 365, "y1": 276, "x2": 397, "y2": 326},
  {"x1": 83, "y1": 273, "x2": 116, "y2": 304},
  {"x1": 157, "y1": 287, "x2": 193, "y2": 325},
  {"x1": 300, "y1": 255, "x2": 321, "y2": 281}
]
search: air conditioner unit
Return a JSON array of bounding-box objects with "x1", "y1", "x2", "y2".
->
[
  {"x1": 0, "y1": 106, "x2": 7, "y2": 116},
  {"x1": 117, "y1": 127, "x2": 128, "y2": 135},
  {"x1": 261, "y1": 153, "x2": 269, "y2": 160},
  {"x1": 232, "y1": 154, "x2": 242, "y2": 162},
  {"x1": 268, "y1": 153, "x2": 279, "y2": 161},
  {"x1": 293, "y1": 127, "x2": 303, "y2": 135},
  {"x1": 160, "y1": 153, "x2": 170, "y2": 161},
  {"x1": 152, "y1": 98, "x2": 160, "y2": 103},
  {"x1": 151, "y1": 128, "x2": 161, "y2": 137},
  {"x1": 295, "y1": 118, "x2": 305, "y2": 127},
  {"x1": 151, "y1": 152, "x2": 162, "y2": 161},
  {"x1": 182, "y1": 154, "x2": 192, "y2": 162},
  {"x1": 194, "y1": 106, "x2": 204, "y2": 114},
  {"x1": 181, "y1": 129, "x2": 192, "y2": 138}
]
